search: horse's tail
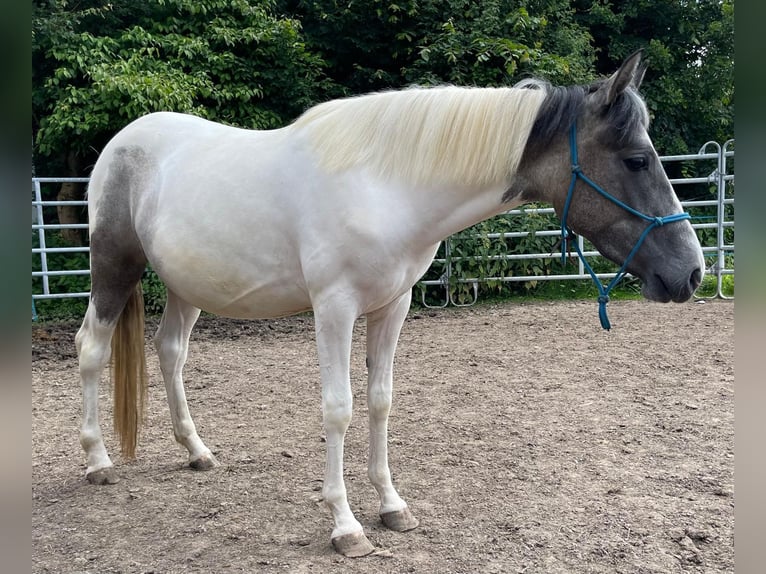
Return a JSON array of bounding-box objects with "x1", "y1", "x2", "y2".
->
[{"x1": 112, "y1": 282, "x2": 147, "y2": 459}]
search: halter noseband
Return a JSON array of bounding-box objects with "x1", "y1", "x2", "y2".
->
[{"x1": 560, "y1": 123, "x2": 691, "y2": 330}]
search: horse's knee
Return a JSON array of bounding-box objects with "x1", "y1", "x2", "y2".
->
[
  {"x1": 323, "y1": 392, "x2": 353, "y2": 434},
  {"x1": 367, "y1": 384, "x2": 392, "y2": 420}
]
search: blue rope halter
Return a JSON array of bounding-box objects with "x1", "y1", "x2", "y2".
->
[{"x1": 561, "y1": 123, "x2": 691, "y2": 330}]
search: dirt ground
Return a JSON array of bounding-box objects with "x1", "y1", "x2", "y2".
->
[{"x1": 32, "y1": 299, "x2": 734, "y2": 574}]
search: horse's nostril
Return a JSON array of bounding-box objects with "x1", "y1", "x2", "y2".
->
[{"x1": 690, "y1": 268, "x2": 703, "y2": 290}]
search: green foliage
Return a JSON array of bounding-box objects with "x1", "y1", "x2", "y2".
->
[
  {"x1": 281, "y1": 0, "x2": 594, "y2": 92},
  {"x1": 34, "y1": 0, "x2": 733, "y2": 169},
  {"x1": 449, "y1": 207, "x2": 559, "y2": 295},
  {"x1": 575, "y1": 0, "x2": 734, "y2": 154},
  {"x1": 141, "y1": 268, "x2": 167, "y2": 316},
  {"x1": 695, "y1": 269, "x2": 734, "y2": 299},
  {"x1": 405, "y1": 1, "x2": 593, "y2": 86},
  {"x1": 33, "y1": 0, "x2": 326, "y2": 171},
  {"x1": 32, "y1": 297, "x2": 88, "y2": 322}
]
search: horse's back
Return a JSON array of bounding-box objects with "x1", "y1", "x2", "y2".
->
[
  {"x1": 91, "y1": 112, "x2": 268, "y2": 185},
  {"x1": 88, "y1": 113, "x2": 243, "y2": 218},
  {"x1": 87, "y1": 112, "x2": 318, "y2": 318},
  {"x1": 89, "y1": 111, "x2": 302, "y2": 236}
]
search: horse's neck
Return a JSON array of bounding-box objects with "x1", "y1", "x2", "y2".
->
[{"x1": 407, "y1": 181, "x2": 521, "y2": 245}]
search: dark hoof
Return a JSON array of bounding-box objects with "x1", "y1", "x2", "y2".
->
[
  {"x1": 331, "y1": 532, "x2": 376, "y2": 557},
  {"x1": 189, "y1": 453, "x2": 219, "y2": 471},
  {"x1": 86, "y1": 468, "x2": 120, "y2": 485},
  {"x1": 381, "y1": 507, "x2": 419, "y2": 532}
]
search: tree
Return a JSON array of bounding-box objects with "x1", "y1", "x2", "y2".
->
[
  {"x1": 573, "y1": 0, "x2": 734, "y2": 154},
  {"x1": 401, "y1": 0, "x2": 595, "y2": 86},
  {"x1": 33, "y1": 0, "x2": 326, "y2": 241},
  {"x1": 280, "y1": 0, "x2": 596, "y2": 92}
]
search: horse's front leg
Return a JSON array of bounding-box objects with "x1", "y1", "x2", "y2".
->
[
  {"x1": 366, "y1": 291, "x2": 419, "y2": 532},
  {"x1": 314, "y1": 296, "x2": 375, "y2": 557}
]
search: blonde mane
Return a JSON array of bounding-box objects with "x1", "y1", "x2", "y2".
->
[{"x1": 292, "y1": 85, "x2": 547, "y2": 187}]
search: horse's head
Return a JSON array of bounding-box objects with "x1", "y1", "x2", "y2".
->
[{"x1": 514, "y1": 51, "x2": 705, "y2": 303}]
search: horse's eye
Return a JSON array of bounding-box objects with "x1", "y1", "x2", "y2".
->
[{"x1": 624, "y1": 156, "x2": 648, "y2": 171}]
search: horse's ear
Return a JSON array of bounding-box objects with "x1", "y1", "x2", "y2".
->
[
  {"x1": 632, "y1": 61, "x2": 648, "y2": 90},
  {"x1": 600, "y1": 49, "x2": 644, "y2": 105}
]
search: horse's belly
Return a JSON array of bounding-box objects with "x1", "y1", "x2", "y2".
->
[
  {"x1": 147, "y1": 235, "x2": 310, "y2": 319},
  {"x1": 205, "y1": 289, "x2": 312, "y2": 320},
  {"x1": 166, "y1": 270, "x2": 311, "y2": 319}
]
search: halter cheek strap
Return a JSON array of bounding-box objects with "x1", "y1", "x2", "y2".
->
[{"x1": 561, "y1": 124, "x2": 691, "y2": 330}]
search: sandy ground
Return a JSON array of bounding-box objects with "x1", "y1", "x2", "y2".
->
[{"x1": 32, "y1": 299, "x2": 734, "y2": 573}]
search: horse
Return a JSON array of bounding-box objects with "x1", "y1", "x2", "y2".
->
[{"x1": 74, "y1": 50, "x2": 704, "y2": 557}]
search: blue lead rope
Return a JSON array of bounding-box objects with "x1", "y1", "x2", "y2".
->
[{"x1": 561, "y1": 124, "x2": 691, "y2": 330}]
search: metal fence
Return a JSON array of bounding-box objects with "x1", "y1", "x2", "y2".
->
[
  {"x1": 32, "y1": 140, "x2": 734, "y2": 310},
  {"x1": 32, "y1": 177, "x2": 91, "y2": 301}
]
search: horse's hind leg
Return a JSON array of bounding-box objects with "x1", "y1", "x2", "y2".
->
[
  {"x1": 76, "y1": 250, "x2": 146, "y2": 484},
  {"x1": 366, "y1": 291, "x2": 419, "y2": 532},
  {"x1": 76, "y1": 305, "x2": 122, "y2": 484},
  {"x1": 154, "y1": 290, "x2": 217, "y2": 470}
]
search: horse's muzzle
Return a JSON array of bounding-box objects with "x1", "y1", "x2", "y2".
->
[{"x1": 644, "y1": 266, "x2": 704, "y2": 303}]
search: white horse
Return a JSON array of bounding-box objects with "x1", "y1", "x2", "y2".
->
[{"x1": 75, "y1": 51, "x2": 704, "y2": 556}]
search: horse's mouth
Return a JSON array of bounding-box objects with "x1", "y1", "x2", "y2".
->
[
  {"x1": 641, "y1": 270, "x2": 702, "y2": 303},
  {"x1": 642, "y1": 276, "x2": 673, "y2": 303}
]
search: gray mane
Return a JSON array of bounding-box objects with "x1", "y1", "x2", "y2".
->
[{"x1": 517, "y1": 78, "x2": 650, "y2": 154}]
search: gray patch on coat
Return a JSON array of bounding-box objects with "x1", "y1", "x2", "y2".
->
[{"x1": 89, "y1": 146, "x2": 154, "y2": 323}]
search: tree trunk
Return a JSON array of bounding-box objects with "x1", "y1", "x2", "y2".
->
[{"x1": 56, "y1": 151, "x2": 86, "y2": 246}]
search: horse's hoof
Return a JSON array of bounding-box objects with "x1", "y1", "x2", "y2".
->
[
  {"x1": 381, "y1": 507, "x2": 419, "y2": 532},
  {"x1": 189, "y1": 452, "x2": 219, "y2": 471},
  {"x1": 331, "y1": 532, "x2": 376, "y2": 557},
  {"x1": 86, "y1": 468, "x2": 120, "y2": 485}
]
